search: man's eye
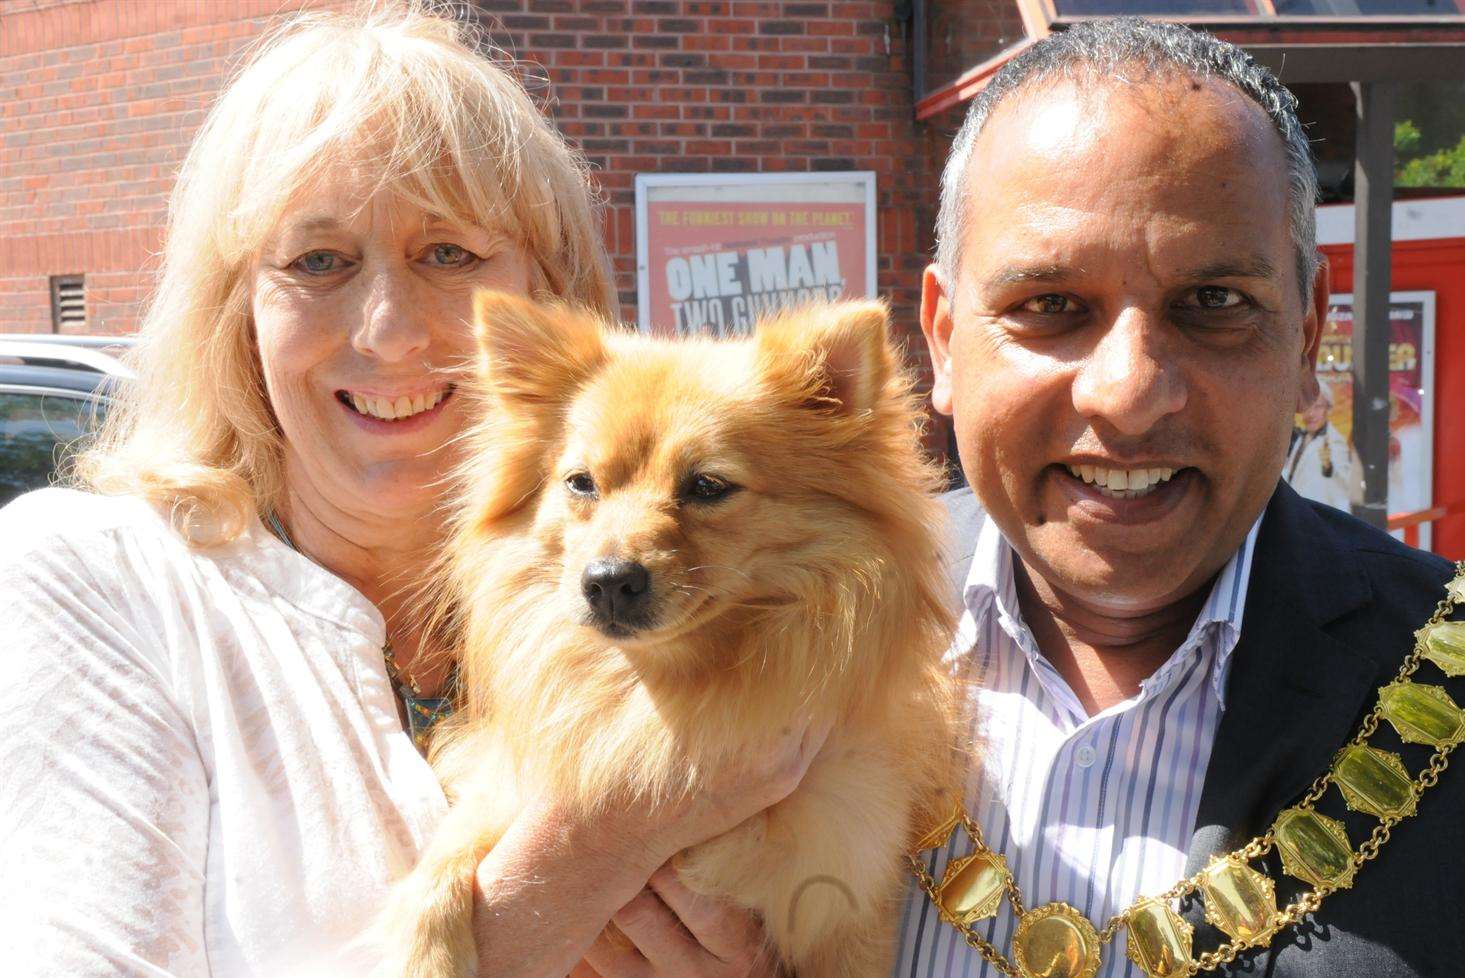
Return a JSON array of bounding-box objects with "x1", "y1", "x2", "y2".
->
[
  {"x1": 1020, "y1": 294, "x2": 1079, "y2": 315},
  {"x1": 425, "y1": 243, "x2": 480, "y2": 268},
  {"x1": 565, "y1": 472, "x2": 597, "y2": 498},
  {"x1": 1187, "y1": 286, "x2": 1244, "y2": 309},
  {"x1": 685, "y1": 474, "x2": 736, "y2": 503},
  {"x1": 292, "y1": 250, "x2": 351, "y2": 275}
]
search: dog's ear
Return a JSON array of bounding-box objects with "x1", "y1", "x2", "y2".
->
[
  {"x1": 756, "y1": 300, "x2": 894, "y2": 415},
  {"x1": 473, "y1": 290, "x2": 606, "y2": 403}
]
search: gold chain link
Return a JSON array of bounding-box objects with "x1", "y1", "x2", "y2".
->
[
  {"x1": 908, "y1": 855, "x2": 1021, "y2": 977},
  {"x1": 911, "y1": 561, "x2": 1465, "y2": 978}
]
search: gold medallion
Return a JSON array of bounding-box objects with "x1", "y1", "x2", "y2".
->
[
  {"x1": 935, "y1": 850, "x2": 1010, "y2": 925},
  {"x1": 1124, "y1": 898, "x2": 1194, "y2": 978},
  {"x1": 1272, "y1": 808, "x2": 1357, "y2": 890},
  {"x1": 1422, "y1": 621, "x2": 1465, "y2": 676},
  {"x1": 1332, "y1": 744, "x2": 1417, "y2": 820},
  {"x1": 1379, "y1": 681, "x2": 1465, "y2": 748},
  {"x1": 1012, "y1": 902, "x2": 1101, "y2": 978},
  {"x1": 1198, "y1": 857, "x2": 1278, "y2": 943}
]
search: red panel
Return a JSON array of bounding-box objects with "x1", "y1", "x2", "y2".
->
[{"x1": 1321, "y1": 236, "x2": 1465, "y2": 558}]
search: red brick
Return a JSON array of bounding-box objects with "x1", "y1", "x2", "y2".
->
[{"x1": 0, "y1": 0, "x2": 958, "y2": 455}]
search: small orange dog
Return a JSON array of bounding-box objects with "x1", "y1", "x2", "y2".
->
[{"x1": 388, "y1": 291, "x2": 960, "y2": 977}]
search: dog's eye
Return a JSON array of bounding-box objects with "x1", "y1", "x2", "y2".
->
[
  {"x1": 685, "y1": 474, "x2": 735, "y2": 503},
  {"x1": 565, "y1": 472, "x2": 597, "y2": 498}
]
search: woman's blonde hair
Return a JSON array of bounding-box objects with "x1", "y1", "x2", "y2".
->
[{"x1": 74, "y1": 0, "x2": 617, "y2": 543}]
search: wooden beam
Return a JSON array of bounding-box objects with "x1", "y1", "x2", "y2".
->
[
  {"x1": 1013, "y1": 0, "x2": 1055, "y2": 40},
  {"x1": 1244, "y1": 42, "x2": 1465, "y2": 82},
  {"x1": 914, "y1": 38, "x2": 1038, "y2": 119},
  {"x1": 1350, "y1": 80, "x2": 1396, "y2": 531}
]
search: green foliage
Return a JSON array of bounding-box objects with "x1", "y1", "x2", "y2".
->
[
  {"x1": 1394, "y1": 118, "x2": 1465, "y2": 189},
  {"x1": 1394, "y1": 120, "x2": 1422, "y2": 156}
]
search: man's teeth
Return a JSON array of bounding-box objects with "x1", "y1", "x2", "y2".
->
[
  {"x1": 348, "y1": 389, "x2": 448, "y2": 421},
  {"x1": 1065, "y1": 464, "x2": 1179, "y2": 498}
]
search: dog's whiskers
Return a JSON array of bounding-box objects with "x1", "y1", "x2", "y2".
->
[{"x1": 684, "y1": 564, "x2": 755, "y2": 581}]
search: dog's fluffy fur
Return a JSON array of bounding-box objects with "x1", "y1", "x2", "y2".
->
[{"x1": 385, "y1": 292, "x2": 960, "y2": 977}]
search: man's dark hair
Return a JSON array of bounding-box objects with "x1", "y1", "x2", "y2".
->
[{"x1": 934, "y1": 18, "x2": 1319, "y2": 306}]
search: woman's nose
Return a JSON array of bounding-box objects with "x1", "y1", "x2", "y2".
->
[
  {"x1": 351, "y1": 265, "x2": 430, "y2": 363},
  {"x1": 1070, "y1": 308, "x2": 1188, "y2": 436}
]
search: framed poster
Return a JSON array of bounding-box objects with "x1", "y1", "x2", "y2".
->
[
  {"x1": 1286, "y1": 291, "x2": 1436, "y2": 545},
  {"x1": 634, "y1": 172, "x2": 878, "y2": 337}
]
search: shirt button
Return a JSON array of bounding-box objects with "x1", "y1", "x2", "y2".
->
[{"x1": 1075, "y1": 745, "x2": 1097, "y2": 768}]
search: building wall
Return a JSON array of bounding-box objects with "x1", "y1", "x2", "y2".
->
[
  {"x1": 471, "y1": 1, "x2": 938, "y2": 334},
  {"x1": 0, "y1": 0, "x2": 986, "y2": 451},
  {"x1": 0, "y1": 0, "x2": 358, "y2": 334}
]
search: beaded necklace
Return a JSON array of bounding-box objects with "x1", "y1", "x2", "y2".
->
[
  {"x1": 911, "y1": 563, "x2": 1465, "y2": 978},
  {"x1": 262, "y1": 510, "x2": 455, "y2": 753}
]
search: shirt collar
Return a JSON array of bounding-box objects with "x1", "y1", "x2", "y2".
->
[{"x1": 959, "y1": 512, "x2": 1263, "y2": 713}]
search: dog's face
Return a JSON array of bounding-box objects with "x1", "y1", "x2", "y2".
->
[
  {"x1": 468, "y1": 291, "x2": 906, "y2": 651},
  {"x1": 548, "y1": 359, "x2": 768, "y2": 641}
]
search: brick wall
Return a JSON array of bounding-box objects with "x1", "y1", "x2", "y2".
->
[
  {"x1": 0, "y1": 0, "x2": 984, "y2": 451},
  {"x1": 471, "y1": 1, "x2": 935, "y2": 332},
  {"x1": 0, "y1": 0, "x2": 346, "y2": 335}
]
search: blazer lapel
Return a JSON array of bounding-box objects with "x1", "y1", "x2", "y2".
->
[{"x1": 1182, "y1": 484, "x2": 1378, "y2": 894}]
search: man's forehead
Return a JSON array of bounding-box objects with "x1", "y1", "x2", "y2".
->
[
  {"x1": 970, "y1": 72, "x2": 1281, "y2": 181},
  {"x1": 954, "y1": 73, "x2": 1293, "y2": 281}
]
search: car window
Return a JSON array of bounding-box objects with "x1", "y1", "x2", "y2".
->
[{"x1": 0, "y1": 391, "x2": 105, "y2": 507}]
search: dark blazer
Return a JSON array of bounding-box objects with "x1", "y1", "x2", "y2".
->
[{"x1": 943, "y1": 481, "x2": 1463, "y2": 977}]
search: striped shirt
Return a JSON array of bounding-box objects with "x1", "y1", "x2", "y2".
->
[{"x1": 893, "y1": 512, "x2": 1261, "y2": 978}]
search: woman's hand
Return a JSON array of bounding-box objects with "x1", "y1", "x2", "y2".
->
[
  {"x1": 569, "y1": 865, "x2": 784, "y2": 978},
  {"x1": 566, "y1": 716, "x2": 831, "y2": 978},
  {"x1": 468, "y1": 716, "x2": 828, "y2": 978},
  {"x1": 599, "y1": 712, "x2": 834, "y2": 868}
]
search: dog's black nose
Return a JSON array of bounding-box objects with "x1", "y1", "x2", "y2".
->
[{"x1": 581, "y1": 559, "x2": 652, "y2": 627}]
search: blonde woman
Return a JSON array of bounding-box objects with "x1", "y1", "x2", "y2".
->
[{"x1": 0, "y1": 6, "x2": 815, "y2": 977}]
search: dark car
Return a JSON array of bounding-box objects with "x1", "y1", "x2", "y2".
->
[{"x1": 0, "y1": 336, "x2": 134, "y2": 507}]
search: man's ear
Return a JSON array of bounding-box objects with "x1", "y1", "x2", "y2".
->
[
  {"x1": 756, "y1": 300, "x2": 894, "y2": 415},
  {"x1": 921, "y1": 263, "x2": 956, "y2": 417},
  {"x1": 1296, "y1": 254, "x2": 1330, "y2": 411},
  {"x1": 473, "y1": 290, "x2": 606, "y2": 403}
]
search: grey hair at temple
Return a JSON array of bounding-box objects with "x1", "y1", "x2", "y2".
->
[{"x1": 933, "y1": 18, "x2": 1321, "y2": 307}]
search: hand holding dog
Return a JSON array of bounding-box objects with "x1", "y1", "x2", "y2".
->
[
  {"x1": 570, "y1": 865, "x2": 784, "y2": 978},
  {"x1": 618, "y1": 711, "x2": 836, "y2": 863},
  {"x1": 570, "y1": 714, "x2": 831, "y2": 977},
  {"x1": 469, "y1": 715, "x2": 829, "y2": 978}
]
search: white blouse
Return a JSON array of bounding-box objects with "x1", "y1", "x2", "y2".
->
[{"x1": 0, "y1": 488, "x2": 447, "y2": 977}]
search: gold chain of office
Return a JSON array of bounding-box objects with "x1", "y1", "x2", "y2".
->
[{"x1": 909, "y1": 562, "x2": 1465, "y2": 978}]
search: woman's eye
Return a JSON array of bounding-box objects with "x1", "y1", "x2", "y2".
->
[
  {"x1": 425, "y1": 243, "x2": 479, "y2": 268},
  {"x1": 565, "y1": 472, "x2": 597, "y2": 498},
  {"x1": 1020, "y1": 293, "x2": 1079, "y2": 315},
  {"x1": 685, "y1": 474, "x2": 735, "y2": 503},
  {"x1": 1187, "y1": 286, "x2": 1245, "y2": 309},
  {"x1": 292, "y1": 250, "x2": 351, "y2": 275}
]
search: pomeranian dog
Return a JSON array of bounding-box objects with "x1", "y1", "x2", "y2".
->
[{"x1": 386, "y1": 291, "x2": 960, "y2": 978}]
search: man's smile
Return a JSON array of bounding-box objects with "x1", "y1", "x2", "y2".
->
[
  {"x1": 1049, "y1": 462, "x2": 1201, "y2": 524},
  {"x1": 1062, "y1": 462, "x2": 1179, "y2": 499}
]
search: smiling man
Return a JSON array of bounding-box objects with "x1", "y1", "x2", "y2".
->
[{"x1": 900, "y1": 18, "x2": 1463, "y2": 978}]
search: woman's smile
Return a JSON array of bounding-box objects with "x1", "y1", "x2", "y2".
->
[{"x1": 334, "y1": 384, "x2": 457, "y2": 435}]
